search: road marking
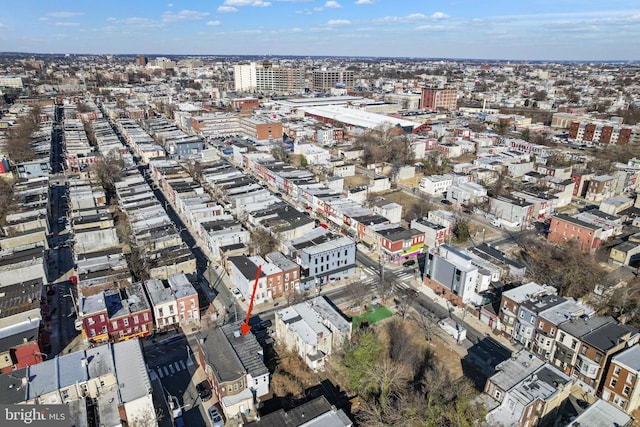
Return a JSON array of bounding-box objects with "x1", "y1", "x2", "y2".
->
[
  {"x1": 157, "y1": 369, "x2": 164, "y2": 379},
  {"x1": 363, "y1": 267, "x2": 376, "y2": 276},
  {"x1": 163, "y1": 366, "x2": 170, "y2": 376},
  {"x1": 179, "y1": 360, "x2": 186, "y2": 370},
  {"x1": 174, "y1": 361, "x2": 182, "y2": 371},
  {"x1": 169, "y1": 364, "x2": 175, "y2": 374}
]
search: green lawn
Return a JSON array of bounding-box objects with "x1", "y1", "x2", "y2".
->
[{"x1": 352, "y1": 305, "x2": 394, "y2": 326}]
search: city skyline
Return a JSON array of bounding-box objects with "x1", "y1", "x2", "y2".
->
[{"x1": 1, "y1": 1, "x2": 640, "y2": 61}]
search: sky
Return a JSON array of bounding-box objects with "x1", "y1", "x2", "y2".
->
[{"x1": 1, "y1": 1, "x2": 639, "y2": 60}]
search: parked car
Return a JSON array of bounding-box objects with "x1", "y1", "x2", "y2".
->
[
  {"x1": 208, "y1": 406, "x2": 224, "y2": 427},
  {"x1": 196, "y1": 381, "x2": 212, "y2": 402},
  {"x1": 402, "y1": 260, "x2": 416, "y2": 267},
  {"x1": 440, "y1": 199, "x2": 452, "y2": 205},
  {"x1": 232, "y1": 288, "x2": 242, "y2": 299}
]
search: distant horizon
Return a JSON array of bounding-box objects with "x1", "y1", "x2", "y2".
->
[
  {"x1": 1, "y1": 51, "x2": 639, "y2": 64},
  {"x1": 1, "y1": 1, "x2": 639, "y2": 61}
]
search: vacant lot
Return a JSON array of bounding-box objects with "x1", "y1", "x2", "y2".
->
[
  {"x1": 344, "y1": 174, "x2": 371, "y2": 189},
  {"x1": 352, "y1": 305, "x2": 394, "y2": 326},
  {"x1": 429, "y1": 335, "x2": 464, "y2": 380}
]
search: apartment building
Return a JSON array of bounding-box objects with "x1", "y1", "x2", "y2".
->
[
  {"x1": 143, "y1": 278, "x2": 178, "y2": 331},
  {"x1": 547, "y1": 214, "x2": 603, "y2": 254},
  {"x1": 423, "y1": 244, "x2": 479, "y2": 307},
  {"x1": 420, "y1": 88, "x2": 457, "y2": 111},
  {"x1": 312, "y1": 69, "x2": 355, "y2": 92}
]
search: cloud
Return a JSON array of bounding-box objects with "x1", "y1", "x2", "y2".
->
[
  {"x1": 206, "y1": 20, "x2": 221, "y2": 26},
  {"x1": 162, "y1": 10, "x2": 210, "y2": 23},
  {"x1": 223, "y1": 0, "x2": 272, "y2": 6},
  {"x1": 167, "y1": 3, "x2": 173, "y2": 7},
  {"x1": 375, "y1": 12, "x2": 449, "y2": 23},
  {"x1": 106, "y1": 17, "x2": 117, "y2": 22},
  {"x1": 54, "y1": 22, "x2": 81, "y2": 27},
  {"x1": 355, "y1": 0, "x2": 373, "y2": 4},
  {"x1": 47, "y1": 12, "x2": 84, "y2": 18},
  {"x1": 325, "y1": 1, "x2": 342, "y2": 8},
  {"x1": 218, "y1": 6, "x2": 238, "y2": 13},
  {"x1": 328, "y1": 19, "x2": 351, "y2": 25}
]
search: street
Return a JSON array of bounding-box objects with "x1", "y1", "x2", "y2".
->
[{"x1": 142, "y1": 334, "x2": 209, "y2": 427}]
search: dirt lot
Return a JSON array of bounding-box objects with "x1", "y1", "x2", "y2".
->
[
  {"x1": 344, "y1": 174, "x2": 371, "y2": 189},
  {"x1": 428, "y1": 335, "x2": 465, "y2": 380}
]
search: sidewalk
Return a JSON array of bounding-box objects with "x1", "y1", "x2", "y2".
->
[{"x1": 415, "y1": 281, "x2": 519, "y2": 353}]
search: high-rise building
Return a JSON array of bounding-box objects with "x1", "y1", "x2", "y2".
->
[
  {"x1": 420, "y1": 88, "x2": 458, "y2": 111},
  {"x1": 312, "y1": 69, "x2": 355, "y2": 92},
  {"x1": 234, "y1": 63, "x2": 257, "y2": 92},
  {"x1": 136, "y1": 55, "x2": 147, "y2": 67},
  {"x1": 235, "y1": 61, "x2": 305, "y2": 94}
]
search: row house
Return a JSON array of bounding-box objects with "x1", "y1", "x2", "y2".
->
[
  {"x1": 531, "y1": 298, "x2": 593, "y2": 360},
  {"x1": 484, "y1": 351, "x2": 573, "y2": 427},
  {"x1": 410, "y1": 217, "x2": 449, "y2": 250},
  {"x1": 602, "y1": 344, "x2": 640, "y2": 414},
  {"x1": 197, "y1": 323, "x2": 269, "y2": 421},
  {"x1": 547, "y1": 214, "x2": 603, "y2": 254},
  {"x1": 513, "y1": 294, "x2": 566, "y2": 350},
  {"x1": 275, "y1": 296, "x2": 352, "y2": 371},
  {"x1": 227, "y1": 255, "x2": 271, "y2": 302},
  {"x1": 489, "y1": 195, "x2": 534, "y2": 227},
  {"x1": 499, "y1": 282, "x2": 556, "y2": 338},
  {"x1": 369, "y1": 223, "x2": 426, "y2": 262},
  {"x1": 143, "y1": 278, "x2": 178, "y2": 331},
  {"x1": 511, "y1": 190, "x2": 558, "y2": 220},
  {"x1": 585, "y1": 174, "x2": 616, "y2": 202},
  {"x1": 572, "y1": 322, "x2": 638, "y2": 394},
  {"x1": 445, "y1": 182, "x2": 487, "y2": 207},
  {"x1": 265, "y1": 251, "x2": 301, "y2": 294},
  {"x1": 167, "y1": 273, "x2": 200, "y2": 326},
  {"x1": 79, "y1": 283, "x2": 154, "y2": 344},
  {"x1": 551, "y1": 315, "x2": 613, "y2": 376},
  {"x1": 0, "y1": 339, "x2": 155, "y2": 427},
  {"x1": 418, "y1": 174, "x2": 453, "y2": 196},
  {"x1": 571, "y1": 171, "x2": 595, "y2": 198}
]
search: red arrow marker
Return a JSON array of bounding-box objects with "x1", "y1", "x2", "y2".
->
[{"x1": 240, "y1": 264, "x2": 262, "y2": 336}]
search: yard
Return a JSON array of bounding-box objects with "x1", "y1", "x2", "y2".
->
[{"x1": 351, "y1": 305, "x2": 394, "y2": 326}]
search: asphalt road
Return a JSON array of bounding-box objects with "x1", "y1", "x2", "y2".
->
[{"x1": 142, "y1": 334, "x2": 208, "y2": 427}]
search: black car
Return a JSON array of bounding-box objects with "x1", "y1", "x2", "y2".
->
[
  {"x1": 196, "y1": 381, "x2": 212, "y2": 402},
  {"x1": 402, "y1": 260, "x2": 416, "y2": 267},
  {"x1": 440, "y1": 199, "x2": 452, "y2": 205}
]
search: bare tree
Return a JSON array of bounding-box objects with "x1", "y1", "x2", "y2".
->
[
  {"x1": 346, "y1": 280, "x2": 372, "y2": 308},
  {"x1": 249, "y1": 229, "x2": 278, "y2": 256},
  {"x1": 416, "y1": 309, "x2": 438, "y2": 342},
  {"x1": 0, "y1": 178, "x2": 16, "y2": 233}
]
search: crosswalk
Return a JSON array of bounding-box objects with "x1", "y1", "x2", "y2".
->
[
  {"x1": 396, "y1": 272, "x2": 415, "y2": 282},
  {"x1": 147, "y1": 358, "x2": 193, "y2": 381}
]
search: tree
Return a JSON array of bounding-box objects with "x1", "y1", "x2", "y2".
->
[
  {"x1": 521, "y1": 129, "x2": 531, "y2": 142},
  {"x1": 91, "y1": 150, "x2": 125, "y2": 196},
  {"x1": 346, "y1": 280, "x2": 372, "y2": 308},
  {"x1": 416, "y1": 309, "x2": 438, "y2": 342},
  {"x1": 518, "y1": 237, "x2": 608, "y2": 298},
  {"x1": 0, "y1": 178, "x2": 16, "y2": 233},
  {"x1": 249, "y1": 229, "x2": 278, "y2": 256},
  {"x1": 454, "y1": 220, "x2": 471, "y2": 243},
  {"x1": 495, "y1": 119, "x2": 509, "y2": 137},
  {"x1": 271, "y1": 144, "x2": 290, "y2": 163}
]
